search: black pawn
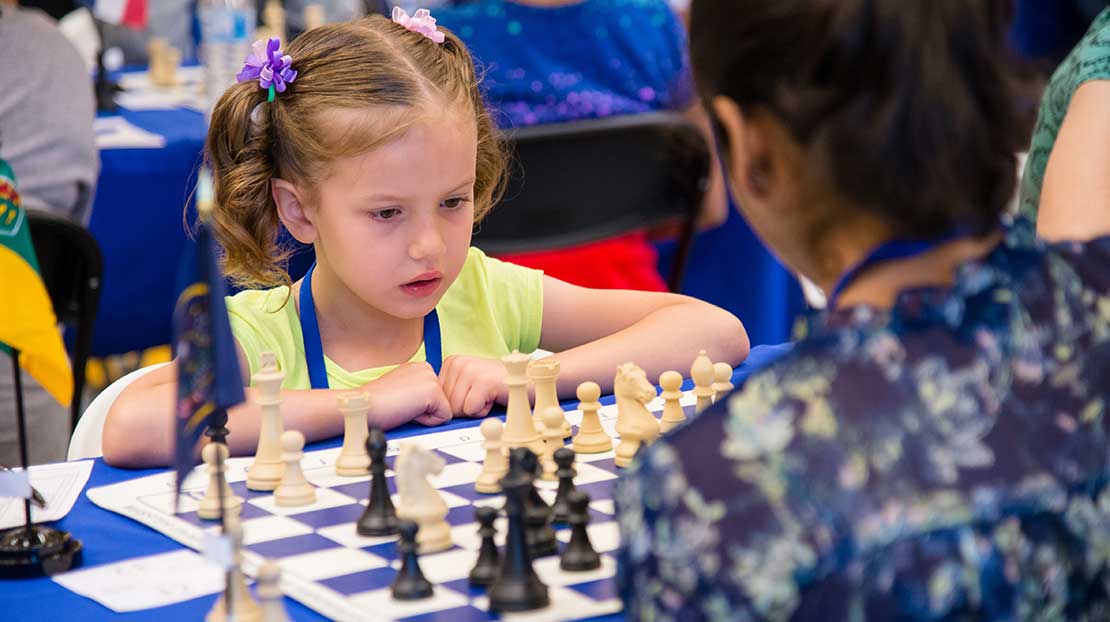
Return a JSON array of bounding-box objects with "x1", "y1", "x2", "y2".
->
[
  {"x1": 550, "y1": 447, "x2": 577, "y2": 524},
  {"x1": 358, "y1": 428, "x2": 398, "y2": 536},
  {"x1": 391, "y1": 520, "x2": 433, "y2": 600},
  {"x1": 515, "y1": 448, "x2": 557, "y2": 558},
  {"x1": 488, "y1": 463, "x2": 549, "y2": 612},
  {"x1": 559, "y1": 490, "x2": 601, "y2": 571},
  {"x1": 468, "y1": 506, "x2": 500, "y2": 586}
]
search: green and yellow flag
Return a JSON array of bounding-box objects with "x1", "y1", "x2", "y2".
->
[{"x1": 0, "y1": 160, "x2": 72, "y2": 406}]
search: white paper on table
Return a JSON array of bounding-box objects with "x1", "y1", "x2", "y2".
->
[
  {"x1": 0, "y1": 460, "x2": 93, "y2": 529},
  {"x1": 117, "y1": 66, "x2": 205, "y2": 90},
  {"x1": 94, "y1": 116, "x2": 167, "y2": 150},
  {"x1": 115, "y1": 87, "x2": 203, "y2": 112},
  {"x1": 53, "y1": 549, "x2": 225, "y2": 612}
]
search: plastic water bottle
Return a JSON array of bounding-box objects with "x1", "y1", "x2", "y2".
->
[{"x1": 199, "y1": 0, "x2": 257, "y2": 112}]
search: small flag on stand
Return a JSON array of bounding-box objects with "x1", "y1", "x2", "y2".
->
[{"x1": 172, "y1": 168, "x2": 245, "y2": 510}]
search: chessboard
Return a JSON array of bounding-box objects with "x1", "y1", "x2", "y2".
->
[{"x1": 86, "y1": 392, "x2": 699, "y2": 622}]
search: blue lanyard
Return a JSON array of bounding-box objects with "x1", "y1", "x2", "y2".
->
[
  {"x1": 298, "y1": 263, "x2": 442, "y2": 390},
  {"x1": 827, "y1": 230, "x2": 966, "y2": 309}
]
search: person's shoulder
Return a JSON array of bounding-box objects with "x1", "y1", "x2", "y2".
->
[
  {"x1": 2, "y1": 6, "x2": 68, "y2": 41},
  {"x1": 226, "y1": 285, "x2": 295, "y2": 319}
]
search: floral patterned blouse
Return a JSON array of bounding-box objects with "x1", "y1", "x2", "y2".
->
[{"x1": 616, "y1": 219, "x2": 1110, "y2": 621}]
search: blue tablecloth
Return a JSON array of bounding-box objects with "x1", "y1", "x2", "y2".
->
[{"x1": 1, "y1": 344, "x2": 792, "y2": 622}]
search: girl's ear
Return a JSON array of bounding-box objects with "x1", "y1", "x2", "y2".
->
[{"x1": 272, "y1": 179, "x2": 316, "y2": 244}]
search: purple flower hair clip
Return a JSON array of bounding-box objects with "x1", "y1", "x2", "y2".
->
[
  {"x1": 392, "y1": 7, "x2": 446, "y2": 44},
  {"x1": 236, "y1": 38, "x2": 298, "y2": 103}
]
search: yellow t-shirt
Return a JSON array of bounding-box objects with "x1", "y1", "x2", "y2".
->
[{"x1": 226, "y1": 247, "x2": 544, "y2": 389}]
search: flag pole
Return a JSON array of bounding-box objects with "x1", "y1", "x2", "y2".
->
[{"x1": 10, "y1": 349, "x2": 32, "y2": 532}]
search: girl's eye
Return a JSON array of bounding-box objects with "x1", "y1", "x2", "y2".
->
[
  {"x1": 373, "y1": 208, "x2": 401, "y2": 221},
  {"x1": 443, "y1": 197, "x2": 470, "y2": 209}
]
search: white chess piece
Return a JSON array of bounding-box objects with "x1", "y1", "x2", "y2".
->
[
  {"x1": 274, "y1": 431, "x2": 316, "y2": 506},
  {"x1": 613, "y1": 363, "x2": 660, "y2": 468},
  {"x1": 500, "y1": 351, "x2": 545, "y2": 455},
  {"x1": 691, "y1": 350, "x2": 716, "y2": 413},
  {"x1": 247, "y1": 352, "x2": 286, "y2": 491},
  {"x1": 335, "y1": 392, "x2": 371, "y2": 477},
  {"x1": 712, "y1": 362, "x2": 735, "y2": 402},
  {"x1": 529, "y1": 359, "x2": 571, "y2": 438},
  {"x1": 394, "y1": 443, "x2": 453, "y2": 553},
  {"x1": 475, "y1": 418, "x2": 507, "y2": 494},
  {"x1": 263, "y1": 0, "x2": 286, "y2": 42},
  {"x1": 571, "y1": 381, "x2": 612, "y2": 454},
  {"x1": 658, "y1": 370, "x2": 686, "y2": 434},
  {"x1": 540, "y1": 406, "x2": 564, "y2": 480},
  {"x1": 198, "y1": 442, "x2": 244, "y2": 520},
  {"x1": 303, "y1": 3, "x2": 325, "y2": 30},
  {"x1": 205, "y1": 519, "x2": 261, "y2": 622},
  {"x1": 257, "y1": 560, "x2": 288, "y2": 622}
]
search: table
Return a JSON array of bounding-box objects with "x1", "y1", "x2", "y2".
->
[{"x1": 1, "y1": 344, "x2": 791, "y2": 621}]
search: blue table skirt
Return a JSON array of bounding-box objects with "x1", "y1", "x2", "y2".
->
[{"x1": 1, "y1": 344, "x2": 791, "y2": 621}]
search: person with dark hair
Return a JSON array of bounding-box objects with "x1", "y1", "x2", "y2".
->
[{"x1": 615, "y1": 2, "x2": 1110, "y2": 620}]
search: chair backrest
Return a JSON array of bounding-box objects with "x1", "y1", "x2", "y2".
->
[
  {"x1": 473, "y1": 112, "x2": 711, "y2": 292},
  {"x1": 67, "y1": 362, "x2": 168, "y2": 461},
  {"x1": 27, "y1": 209, "x2": 103, "y2": 432}
]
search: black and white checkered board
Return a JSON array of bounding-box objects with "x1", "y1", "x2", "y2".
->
[{"x1": 86, "y1": 392, "x2": 697, "y2": 622}]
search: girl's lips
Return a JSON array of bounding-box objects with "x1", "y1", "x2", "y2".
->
[{"x1": 400, "y1": 277, "x2": 442, "y2": 297}]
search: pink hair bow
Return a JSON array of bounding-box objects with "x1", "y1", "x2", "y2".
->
[{"x1": 392, "y1": 7, "x2": 446, "y2": 44}]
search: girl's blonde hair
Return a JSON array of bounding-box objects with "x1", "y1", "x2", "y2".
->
[{"x1": 205, "y1": 15, "x2": 505, "y2": 289}]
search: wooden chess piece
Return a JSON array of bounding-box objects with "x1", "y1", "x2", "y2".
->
[
  {"x1": 691, "y1": 350, "x2": 716, "y2": 413},
  {"x1": 475, "y1": 418, "x2": 508, "y2": 494},
  {"x1": 540, "y1": 406, "x2": 564, "y2": 481},
  {"x1": 257, "y1": 560, "x2": 288, "y2": 622},
  {"x1": 500, "y1": 352, "x2": 545, "y2": 455},
  {"x1": 206, "y1": 519, "x2": 261, "y2": 622},
  {"x1": 529, "y1": 359, "x2": 570, "y2": 438},
  {"x1": 658, "y1": 370, "x2": 686, "y2": 434},
  {"x1": 303, "y1": 3, "x2": 325, "y2": 30},
  {"x1": 198, "y1": 442, "x2": 243, "y2": 520},
  {"x1": 394, "y1": 443, "x2": 452, "y2": 553},
  {"x1": 614, "y1": 363, "x2": 660, "y2": 468},
  {"x1": 274, "y1": 430, "x2": 315, "y2": 506},
  {"x1": 335, "y1": 392, "x2": 371, "y2": 476},
  {"x1": 712, "y1": 362, "x2": 735, "y2": 402},
  {"x1": 247, "y1": 352, "x2": 285, "y2": 491},
  {"x1": 571, "y1": 381, "x2": 612, "y2": 454}
]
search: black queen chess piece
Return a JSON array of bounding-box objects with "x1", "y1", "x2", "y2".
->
[{"x1": 0, "y1": 349, "x2": 81, "y2": 578}]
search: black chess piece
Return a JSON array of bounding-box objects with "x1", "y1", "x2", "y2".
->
[
  {"x1": 560, "y1": 490, "x2": 601, "y2": 571},
  {"x1": 488, "y1": 462, "x2": 549, "y2": 612},
  {"x1": 550, "y1": 447, "x2": 577, "y2": 524},
  {"x1": 468, "y1": 506, "x2": 500, "y2": 586},
  {"x1": 358, "y1": 428, "x2": 398, "y2": 536},
  {"x1": 513, "y1": 448, "x2": 557, "y2": 558},
  {"x1": 391, "y1": 520, "x2": 433, "y2": 600}
]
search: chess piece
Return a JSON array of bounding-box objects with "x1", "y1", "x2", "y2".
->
[
  {"x1": 540, "y1": 406, "x2": 564, "y2": 481},
  {"x1": 198, "y1": 442, "x2": 244, "y2": 520},
  {"x1": 550, "y1": 447, "x2": 577, "y2": 524},
  {"x1": 571, "y1": 381, "x2": 612, "y2": 454},
  {"x1": 263, "y1": 0, "x2": 286, "y2": 42},
  {"x1": 206, "y1": 520, "x2": 261, "y2": 622},
  {"x1": 391, "y1": 520, "x2": 433, "y2": 600},
  {"x1": 613, "y1": 363, "x2": 661, "y2": 468},
  {"x1": 358, "y1": 428, "x2": 398, "y2": 536},
  {"x1": 303, "y1": 3, "x2": 325, "y2": 30},
  {"x1": 147, "y1": 38, "x2": 181, "y2": 88},
  {"x1": 468, "y1": 506, "x2": 500, "y2": 586},
  {"x1": 475, "y1": 418, "x2": 508, "y2": 494},
  {"x1": 257, "y1": 560, "x2": 288, "y2": 622},
  {"x1": 514, "y1": 448, "x2": 557, "y2": 558},
  {"x1": 394, "y1": 443, "x2": 452, "y2": 553},
  {"x1": 692, "y1": 350, "x2": 716, "y2": 413},
  {"x1": 488, "y1": 457, "x2": 549, "y2": 613},
  {"x1": 529, "y1": 359, "x2": 571, "y2": 438},
  {"x1": 500, "y1": 352, "x2": 545, "y2": 455},
  {"x1": 658, "y1": 370, "x2": 686, "y2": 434},
  {"x1": 712, "y1": 362, "x2": 735, "y2": 402},
  {"x1": 559, "y1": 491, "x2": 601, "y2": 571},
  {"x1": 247, "y1": 352, "x2": 285, "y2": 491},
  {"x1": 274, "y1": 430, "x2": 316, "y2": 506},
  {"x1": 335, "y1": 392, "x2": 371, "y2": 476}
]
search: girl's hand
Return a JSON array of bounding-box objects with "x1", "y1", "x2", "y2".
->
[
  {"x1": 439, "y1": 355, "x2": 509, "y2": 417},
  {"x1": 364, "y1": 362, "x2": 453, "y2": 428}
]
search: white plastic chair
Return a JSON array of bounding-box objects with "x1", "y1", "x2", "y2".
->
[{"x1": 67, "y1": 362, "x2": 169, "y2": 461}]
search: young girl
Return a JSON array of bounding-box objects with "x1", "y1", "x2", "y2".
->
[{"x1": 102, "y1": 12, "x2": 749, "y2": 468}]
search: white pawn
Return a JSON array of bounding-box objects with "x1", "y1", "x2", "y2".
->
[
  {"x1": 571, "y1": 381, "x2": 612, "y2": 454},
  {"x1": 198, "y1": 442, "x2": 243, "y2": 520},
  {"x1": 335, "y1": 392, "x2": 371, "y2": 477},
  {"x1": 712, "y1": 362, "x2": 735, "y2": 402},
  {"x1": 205, "y1": 519, "x2": 261, "y2": 622},
  {"x1": 475, "y1": 418, "x2": 508, "y2": 494},
  {"x1": 257, "y1": 560, "x2": 288, "y2": 622},
  {"x1": 658, "y1": 371, "x2": 686, "y2": 434},
  {"x1": 540, "y1": 406, "x2": 564, "y2": 481},
  {"x1": 274, "y1": 431, "x2": 315, "y2": 506},
  {"x1": 691, "y1": 350, "x2": 716, "y2": 413}
]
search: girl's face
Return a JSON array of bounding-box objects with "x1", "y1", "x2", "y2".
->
[{"x1": 308, "y1": 109, "x2": 478, "y2": 321}]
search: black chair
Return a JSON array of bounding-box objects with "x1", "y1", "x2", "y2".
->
[
  {"x1": 474, "y1": 112, "x2": 712, "y2": 293},
  {"x1": 26, "y1": 209, "x2": 103, "y2": 432}
]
